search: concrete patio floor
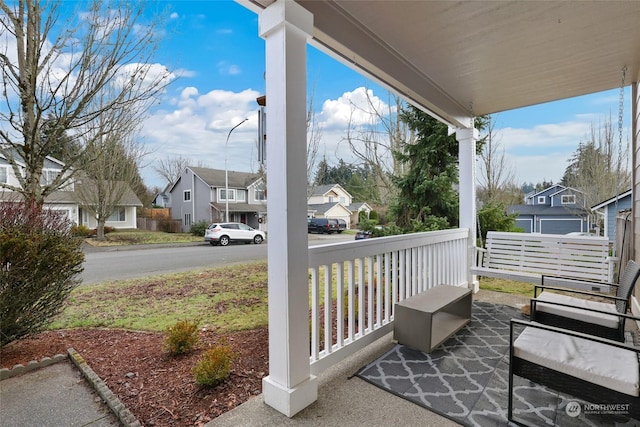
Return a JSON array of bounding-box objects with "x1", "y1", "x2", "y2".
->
[{"x1": 207, "y1": 290, "x2": 529, "y2": 427}]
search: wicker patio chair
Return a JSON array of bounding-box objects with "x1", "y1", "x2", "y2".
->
[
  {"x1": 508, "y1": 318, "x2": 640, "y2": 425},
  {"x1": 529, "y1": 260, "x2": 640, "y2": 342}
]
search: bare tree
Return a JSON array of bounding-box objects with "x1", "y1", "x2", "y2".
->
[
  {"x1": 73, "y1": 89, "x2": 148, "y2": 239},
  {"x1": 0, "y1": 0, "x2": 172, "y2": 204},
  {"x1": 341, "y1": 90, "x2": 412, "y2": 204},
  {"x1": 477, "y1": 116, "x2": 521, "y2": 205},
  {"x1": 306, "y1": 87, "x2": 323, "y2": 198},
  {"x1": 561, "y1": 115, "x2": 630, "y2": 212},
  {"x1": 154, "y1": 155, "x2": 190, "y2": 187}
]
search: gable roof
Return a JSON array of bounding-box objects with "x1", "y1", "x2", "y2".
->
[
  {"x1": 527, "y1": 184, "x2": 567, "y2": 199},
  {"x1": 0, "y1": 146, "x2": 65, "y2": 169},
  {"x1": 189, "y1": 167, "x2": 261, "y2": 189},
  {"x1": 591, "y1": 189, "x2": 633, "y2": 210},
  {"x1": 310, "y1": 183, "x2": 352, "y2": 198},
  {"x1": 308, "y1": 202, "x2": 352, "y2": 216}
]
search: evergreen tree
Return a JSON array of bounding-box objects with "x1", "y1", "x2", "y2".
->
[
  {"x1": 314, "y1": 157, "x2": 330, "y2": 185},
  {"x1": 391, "y1": 107, "x2": 460, "y2": 230},
  {"x1": 391, "y1": 107, "x2": 488, "y2": 232}
]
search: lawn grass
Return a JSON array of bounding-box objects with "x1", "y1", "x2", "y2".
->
[
  {"x1": 51, "y1": 262, "x2": 268, "y2": 333},
  {"x1": 478, "y1": 276, "x2": 532, "y2": 296},
  {"x1": 51, "y1": 258, "x2": 528, "y2": 334},
  {"x1": 85, "y1": 229, "x2": 202, "y2": 246}
]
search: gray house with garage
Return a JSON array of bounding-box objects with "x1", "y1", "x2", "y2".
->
[
  {"x1": 168, "y1": 167, "x2": 267, "y2": 233},
  {"x1": 507, "y1": 184, "x2": 590, "y2": 234}
]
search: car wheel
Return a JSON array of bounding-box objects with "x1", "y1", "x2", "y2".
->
[
  {"x1": 209, "y1": 241, "x2": 217, "y2": 246},
  {"x1": 219, "y1": 236, "x2": 230, "y2": 246},
  {"x1": 337, "y1": 230, "x2": 343, "y2": 234},
  {"x1": 254, "y1": 235, "x2": 264, "y2": 244}
]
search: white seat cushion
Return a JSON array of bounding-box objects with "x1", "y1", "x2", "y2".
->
[
  {"x1": 514, "y1": 325, "x2": 640, "y2": 396},
  {"x1": 535, "y1": 291, "x2": 620, "y2": 329}
]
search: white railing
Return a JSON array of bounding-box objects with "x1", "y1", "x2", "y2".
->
[{"x1": 308, "y1": 228, "x2": 471, "y2": 375}]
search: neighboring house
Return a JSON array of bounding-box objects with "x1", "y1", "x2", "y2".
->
[
  {"x1": 349, "y1": 201, "x2": 372, "y2": 225},
  {"x1": 168, "y1": 167, "x2": 266, "y2": 232},
  {"x1": 152, "y1": 183, "x2": 172, "y2": 208},
  {"x1": 507, "y1": 184, "x2": 590, "y2": 234},
  {"x1": 307, "y1": 184, "x2": 373, "y2": 228},
  {"x1": 591, "y1": 189, "x2": 632, "y2": 241},
  {"x1": 0, "y1": 151, "x2": 141, "y2": 229}
]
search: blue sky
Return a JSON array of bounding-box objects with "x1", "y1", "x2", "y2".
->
[{"x1": 12, "y1": 1, "x2": 634, "y2": 191}]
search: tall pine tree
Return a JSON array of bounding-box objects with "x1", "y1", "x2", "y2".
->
[{"x1": 392, "y1": 107, "x2": 486, "y2": 232}]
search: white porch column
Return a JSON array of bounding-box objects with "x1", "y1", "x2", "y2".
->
[
  {"x1": 259, "y1": 2, "x2": 317, "y2": 417},
  {"x1": 457, "y1": 125, "x2": 479, "y2": 291}
]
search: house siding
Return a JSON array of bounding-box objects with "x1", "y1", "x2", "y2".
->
[
  {"x1": 605, "y1": 196, "x2": 632, "y2": 241},
  {"x1": 82, "y1": 206, "x2": 138, "y2": 229}
]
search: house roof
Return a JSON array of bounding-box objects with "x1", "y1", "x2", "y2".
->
[
  {"x1": 311, "y1": 183, "x2": 350, "y2": 198},
  {"x1": 242, "y1": 1, "x2": 639, "y2": 128},
  {"x1": 308, "y1": 202, "x2": 352, "y2": 216},
  {"x1": 508, "y1": 204, "x2": 588, "y2": 217},
  {"x1": 527, "y1": 184, "x2": 567, "y2": 199},
  {"x1": 0, "y1": 186, "x2": 141, "y2": 206},
  {"x1": 591, "y1": 189, "x2": 633, "y2": 210},
  {"x1": 210, "y1": 202, "x2": 266, "y2": 213},
  {"x1": 0, "y1": 146, "x2": 64, "y2": 168},
  {"x1": 350, "y1": 202, "x2": 372, "y2": 211},
  {"x1": 189, "y1": 167, "x2": 261, "y2": 189}
]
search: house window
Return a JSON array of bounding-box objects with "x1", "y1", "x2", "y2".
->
[
  {"x1": 184, "y1": 190, "x2": 191, "y2": 202},
  {"x1": 237, "y1": 190, "x2": 246, "y2": 202},
  {"x1": 339, "y1": 196, "x2": 346, "y2": 204},
  {"x1": 561, "y1": 195, "x2": 576, "y2": 204},
  {"x1": 329, "y1": 196, "x2": 334, "y2": 203},
  {"x1": 219, "y1": 188, "x2": 236, "y2": 201},
  {"x1": 255, "y1": 184, "x2": 266, "y2": 201},
  {"x1": 184, "y1": 213, "x2": 192, "y2": 227},
  {"x1": 537, "y1": 196, "x2": 546, "y2": 204},
  {"x1": 108, "y1": 208, "x2": 126, "y2": 222},
  {"x1": 0, "y1": 166, "x2": 6, "y2": 183},
  {"x1": 40, "y1": 169, "x2": 58, "y2": 186}
]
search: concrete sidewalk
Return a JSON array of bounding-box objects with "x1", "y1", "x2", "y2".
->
[{"x1": 0, "y1": 359, "x2": 120, "y2": 427}]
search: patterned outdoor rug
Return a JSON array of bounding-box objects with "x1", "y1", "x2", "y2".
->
[{"x1": 356, "y1": 301, "x2": 640, "y2": 427}]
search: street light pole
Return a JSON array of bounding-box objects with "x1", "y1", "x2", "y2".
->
[{"x1": 225, "y1": 118, "x2": 248, "y2": 222}]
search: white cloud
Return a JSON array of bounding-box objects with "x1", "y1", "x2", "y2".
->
[
  {"x1": 319, "y1": 87, "x2": 391, "y2": 129},
  {"x1": 170, "y1": 12, "x2": 179, "y2": 19},
  {"x1": 140, "y1": 88, "x2": 262, "y2": 187},
  {"x1": 217, "y1": 61, "x2": 241, "y2": 76},
  {"x1": 497, "y1": 120, "x2": 594, "y2": 184}
]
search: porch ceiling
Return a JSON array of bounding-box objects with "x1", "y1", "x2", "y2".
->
[{"x1": 242, "y1": 0, "x2": 640, "y2": 127}]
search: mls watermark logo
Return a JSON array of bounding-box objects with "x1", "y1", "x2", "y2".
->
[
  {"x1": 565, "y1": 401, "x2": 631, "y2": 417},
  {"x1": 565, "y1": 401, "x2": 581, "y2": 417}
]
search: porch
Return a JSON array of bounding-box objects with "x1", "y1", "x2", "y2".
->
[{"x1": 235, "y1": 0, "x2": 640, "y2": 420}]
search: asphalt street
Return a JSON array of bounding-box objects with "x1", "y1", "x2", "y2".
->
[{"x1": 81, "y1": 232, "x2": 354, "y2": 285}]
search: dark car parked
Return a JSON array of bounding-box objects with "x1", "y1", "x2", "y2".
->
[
  {"x1": 355, "y1": 230, "x2": 373, "y2": 240},
  {"x1": 308, "y1": 218, "x2": 339, "y2": 234},
  {"x1": 337, "y1": 219, "x2": 347, "y2": 233}
]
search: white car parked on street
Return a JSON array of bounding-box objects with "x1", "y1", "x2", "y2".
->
[{"x1": 204, "y1": 222, "x2": 265, "y2": 246}]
